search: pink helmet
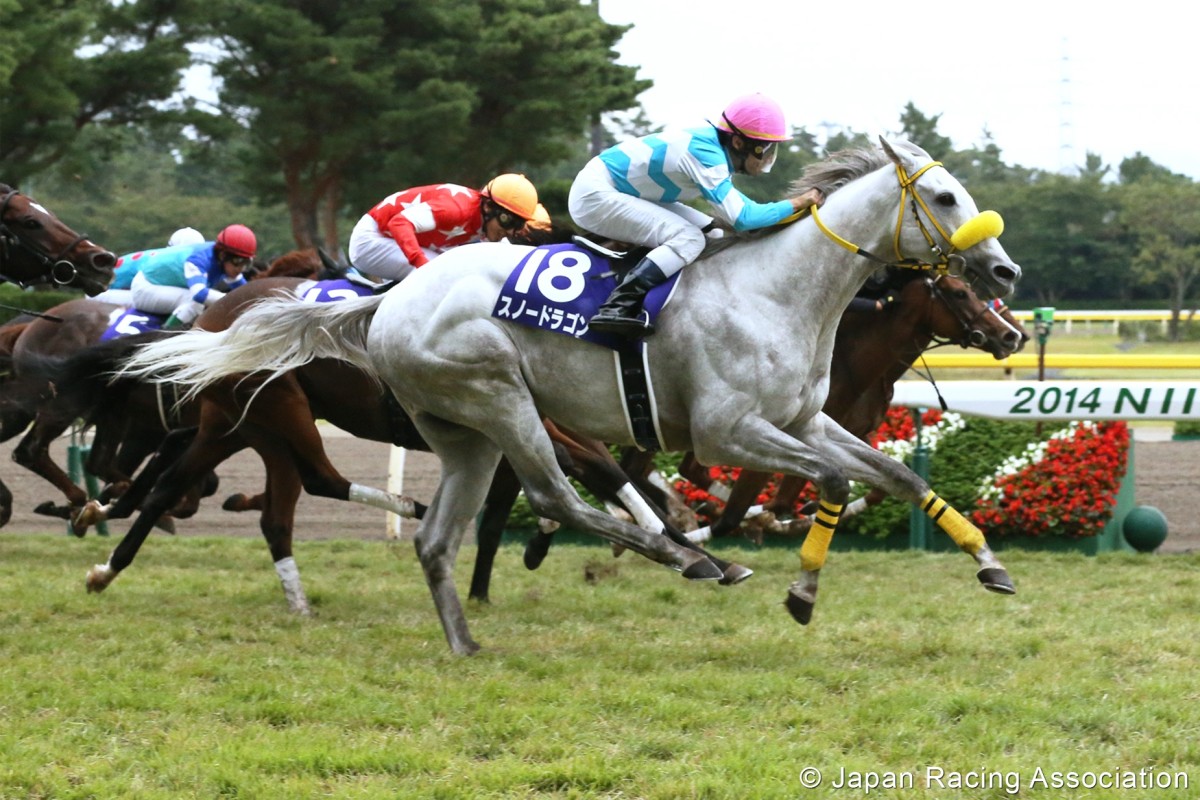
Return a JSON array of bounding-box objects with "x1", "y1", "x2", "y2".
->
[
  {"x1": 216, "y1": 224, "x2": 257, "y2": 258},
  {"x1": 715, "y1": 93, "x2": 792, "y2": 142}
]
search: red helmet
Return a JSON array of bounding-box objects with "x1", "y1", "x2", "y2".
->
[{"x1": 216, "y1": 224, "x2": 257, "y2": 258}]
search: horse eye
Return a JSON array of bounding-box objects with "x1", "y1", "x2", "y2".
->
[
  {"x1": 23, "y1": 219, "x2": 42, "y2": 230},
  {"x1": 935, "y1": 192, "x2": 956, "y2": 207}
]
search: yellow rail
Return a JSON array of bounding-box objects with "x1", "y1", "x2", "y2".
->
[
  {"x1": 1010, "y1": 310, "x2": 1196, "y2": 321},
  {"x1": 919, "y1": 353, "x2": 1200, "y2": 370}
]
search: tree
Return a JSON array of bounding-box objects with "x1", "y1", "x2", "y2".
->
[
  {"x1": 1119, "y1": 177, "x2": 1200, "y2": 339},
  {"x1": 897, "y1": 102, "x2": 953, "y2": 160},
  {"x1": 0, "y1": 0, "x2": 197, "y2": 184},
  {"x1": 195, "y1": 0, "x2": 647, "y2": 250}
]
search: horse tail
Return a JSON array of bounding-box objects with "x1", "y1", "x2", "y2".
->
[{"x1": 116, "y1": 293, "x2": 385, "y2": 404}]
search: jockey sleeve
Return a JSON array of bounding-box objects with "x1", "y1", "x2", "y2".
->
[
  {"x1": 182, "y1": 245, "x2": 238, "y2": 304},
  {"x1": 597, "y1": 125, "x2": 793, "y2": 232},
  {"x1": 367, "y1": 184, "x2": 485, "y2": 268}
]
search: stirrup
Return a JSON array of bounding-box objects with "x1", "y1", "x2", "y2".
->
[{"x1": 589, "y1": 312, "x2": 655, "y2": 338}]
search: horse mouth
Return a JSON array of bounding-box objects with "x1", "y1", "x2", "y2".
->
[{"x1": 75, "y1": 275, "x2": 112, "y2": 297}]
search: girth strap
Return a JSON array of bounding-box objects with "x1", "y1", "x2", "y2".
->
[{"x1": 616, "y1": 344, "x2": 661, "y2": 451}]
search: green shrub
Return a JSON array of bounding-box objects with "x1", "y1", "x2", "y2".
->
[{"x1": 0, "y1": 285, "x2": 84, "y2": 325}]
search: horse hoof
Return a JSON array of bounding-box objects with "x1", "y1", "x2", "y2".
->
[
  {"x1": 222, "y1": 494, "x2": 249, "y2": 512},
  {"x1": 86, "y1": 565, "x2": 114, "y2": 594},
  {"x1": 680, "y1": 557, "x2": 723, "y2": 581},
  {"x1": 523, "y1": 533, "x2": 553, "y2": 570},
  {"x1": 785, "y1": 591, "x2": 815, "y2": 625},
  {"x1": 154, "y1": 515, "x2": 177, "y2": 535},
  {"x1": 610, "y1": 543, "x2": 626, "y2": 558},
  {"x1": 718, "y1": 563, "x2": 754, "y2": 585},
  {"x1": 977, "y1": 567, "x2": 1016, "y2": 595},
  {"x1": 786, "y1": 572, "x2": 819, "y2": 624}
]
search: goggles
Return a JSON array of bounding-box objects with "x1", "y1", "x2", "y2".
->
[{"x1": 722, "y1": 113, "x2": 780, "y2": 173}]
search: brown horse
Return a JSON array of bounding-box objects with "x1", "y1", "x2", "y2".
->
[
  {"x1": 0, "y1": 249, "x2": 332, "y2": 527},
  {"x1": 0, "y1": 183, "x2": 115, "y2": 294}
]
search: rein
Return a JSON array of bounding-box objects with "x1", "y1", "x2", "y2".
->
[
  {"x1": 0, "y1": 189, "x2": 88, "y2": 289},
  {"x1": 806, "y1": 158, "x2": 1001, "y2": 277}
]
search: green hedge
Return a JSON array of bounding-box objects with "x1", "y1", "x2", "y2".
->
[{"x1": 0, "y1": 285, "x2": 85, "y2": 325}]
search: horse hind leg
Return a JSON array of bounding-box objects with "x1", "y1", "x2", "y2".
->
[{"x1": 408, "y1": 415, "x2": 508, "y2": 655}]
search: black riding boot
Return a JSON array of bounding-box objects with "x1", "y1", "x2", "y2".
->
[{"x1": 588, "y1": 257, "x2": 668, "y2": 339}]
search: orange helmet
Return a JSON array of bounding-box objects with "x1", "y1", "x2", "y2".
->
[
  {"x1": 528, "y1": 203, "x2": 552, "y2": 231},
  {"x1": 481, "y1": 173, "x2": 538, "y2": 221},
  {"x1": 216, "y1": 224, "x2": 257, "y2": 258}
]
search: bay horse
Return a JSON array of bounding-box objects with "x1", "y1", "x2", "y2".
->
[
  {"x1": 0, "y1": 183, "x2": 115, "y2": 294},
  {"x1": 117, "y1": 138, "x2": 1022, "y2": 654},
  {"x1": 0, "y1": 249, "x2": 330, "y2": 527}
]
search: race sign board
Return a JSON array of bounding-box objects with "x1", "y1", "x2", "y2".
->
[{"x1": 891, "y1": 380, "x2": 1200, "y2": 421}]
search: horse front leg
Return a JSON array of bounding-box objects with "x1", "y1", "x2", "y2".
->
[{"x1": 806, "y1": 417, "x2": 1016, "y2": 596}]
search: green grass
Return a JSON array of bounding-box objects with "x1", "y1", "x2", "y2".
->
[{"x1": 2, "y1": 535, "x2": 1198, "y2": 799}]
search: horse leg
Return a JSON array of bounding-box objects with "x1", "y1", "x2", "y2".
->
[
  {"x1": 687, "y1": 468, "x2": 773, "y2": 544},
  {"x1": 767, "y1": 474, "x2": 811, "y2": 518},
  {"x1": 251, "y1": 445, "x2": 310, "y2": 615},
  {"x1": 85, "y1": 416, "x2": 246, "y2": 593},
  {"x1": 73, "y1": 427, "x2": 198, "y2": 532},
  {"x1": 406, "y1": 415, "x2": 507, "y2": 655},
  {"x1": 467, "y1": 458, "x2": 522, "y2": 603},
  {"x1": 0, "y1": 477, "x2": 11, "y2": 527},
  {"x1": 222, "y1": 491, "x2": 264, "y2": 512},
  {"x1": 545, "y1": 422, "x2": 751, "y2": 584},
  {"x1": 12, "y1": 415, "x2": 89, "y2": 517},
  {"x1": 779, "y1": 416, "x2": 1015, "y2": 618},
  {"x1": 232, "y1": 376, "x2": 426, "y2": 520}
]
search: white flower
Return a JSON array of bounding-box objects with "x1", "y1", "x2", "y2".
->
[{"x1": 977, "y1": 421, "x2": 1095, "y2": 501}]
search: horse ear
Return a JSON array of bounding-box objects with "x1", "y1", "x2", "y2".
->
[{"x1": 879, "y1": 136, "x2": 902, "y2": 167}]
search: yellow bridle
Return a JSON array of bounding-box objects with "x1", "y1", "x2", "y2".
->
[{"x1": 790, "y1": 159, "x2": 1005, "y2": 274}]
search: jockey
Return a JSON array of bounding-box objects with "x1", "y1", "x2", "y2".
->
[
  {"x1": 129, "y1": 223, "x2": 257, "y2": 329},
  {"x1": 569, "y1": 93, "x2": 824, "y2": 339},
  {"x1": 347, "y1": 173, "x2": 539, "y2": 282},
  {"x1": 167, "y1": 227, "x2": 205, "y2": 248},
  {"x1": 93, "y1": 227, "x2": 209, "y2": 306}
]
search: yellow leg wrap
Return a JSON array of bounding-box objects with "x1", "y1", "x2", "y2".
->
[
  {"x1": 800, "y1": 501, "x2": 843, "y2": 571},
  {"x1": 922, "y1": 491, "x2": 985, "y2": 555}
]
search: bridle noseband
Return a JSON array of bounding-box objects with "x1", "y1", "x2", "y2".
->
[
  {"x1": 806, "y1": 159, "x2": 1002, "y2": 281},
  {"x1": 0, "y1": 189, "x2": 90, "y2": 288}
]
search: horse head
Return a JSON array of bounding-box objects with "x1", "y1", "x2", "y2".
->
[
  {"x1": 0, "y1": 184, "x2": 116, "y2": 295},
  {"x1": 878, "y1": 137, "x2": 1021, "y2": 301},
  {"x1": 922, "y1": 273, "x2": 1028, "y2": 358}
]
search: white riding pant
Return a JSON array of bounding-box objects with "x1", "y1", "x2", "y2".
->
[
  {"x1": 568, "y1": 157, "x2": 712, "y2": 277},
  {"x1": 91, "y1": 288, "x2": 133, "y2": 306},
  {"x1": 129, "y1": 272, "x2": 214, "y2": 324},
  {"x1": 348, "y1": 214, "x2": 440, "y2": 282}
]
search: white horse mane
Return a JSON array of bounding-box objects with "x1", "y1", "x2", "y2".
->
[{"x1": 704, "y1": 139, "x2": 930, "y2": 256}]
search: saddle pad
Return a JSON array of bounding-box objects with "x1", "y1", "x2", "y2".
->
[
  {"x1": 296, "y1": 277, "x2": 377, "y2": 303},
  {"x1": 491, "y1": 243, "x2": 678, "y2": 349},
  {"x1": 100, "y1": 307, "x2": 166, "y2": 341}
]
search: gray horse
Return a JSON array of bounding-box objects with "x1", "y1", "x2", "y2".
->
[{"x1": 119, "y1": 138, "x2": 1021, "y2": 655}]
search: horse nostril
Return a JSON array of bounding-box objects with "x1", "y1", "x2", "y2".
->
[
  {"x1": 94, "y1": 251, "x2": 117, "y2": 269},
  {"x1": 993, "y1": 263, "x2": 1020, "y2": 283}
]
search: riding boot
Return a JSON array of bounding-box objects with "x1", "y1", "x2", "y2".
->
[
  {"x1": 588, "y1": 257, "x2": 669, "y2": 339},
  {"x1": 162, "y1": 313, "x2": 191, "y2": 331}
]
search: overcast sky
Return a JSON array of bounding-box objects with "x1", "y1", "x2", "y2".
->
[{"x1": 596, "y1": 0, "x2": 1197, "y2": 179}]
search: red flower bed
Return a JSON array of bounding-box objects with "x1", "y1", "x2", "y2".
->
[{"x1": 971, "y1": 421, "x2": 1130, "y2": 538}]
